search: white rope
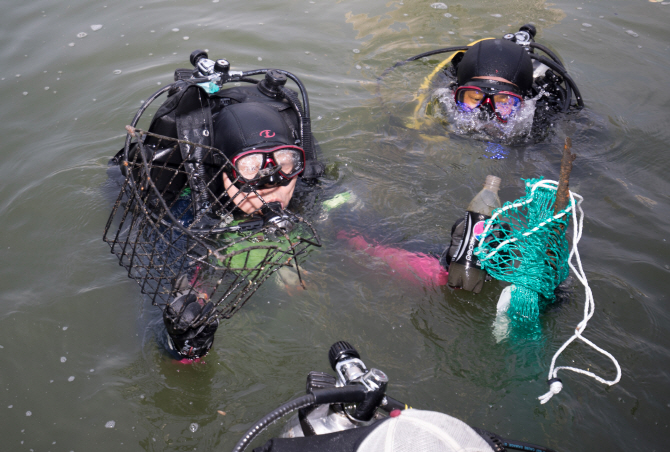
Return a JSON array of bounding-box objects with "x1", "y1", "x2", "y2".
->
[
  {"x1": 472, "y1": 179, "x2": 622, "y2": 403},
  {"x1": 537, "y1": 186, "x2": 621, "y2": 404},
  {"x1": 475, "y1": 180, "x2": 573, "y2": 260}
]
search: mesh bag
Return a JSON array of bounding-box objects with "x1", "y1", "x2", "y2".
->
[
  {"x1": 357, "y1": 410, "x2": 493, "y2": 452},
  {"x1": 474, "y1": 179, "x2": 572, "y2": 321},
  {"x1": 103, "y1": 128, "x2": 320, "y2": 323}
]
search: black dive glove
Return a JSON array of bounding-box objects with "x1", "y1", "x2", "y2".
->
[
  {"x1": 163, "y1": 293, "x2": 219, "y2": 359},
  {"x1": 440, "y1": 217, "x2": 466, "y2": 269}
]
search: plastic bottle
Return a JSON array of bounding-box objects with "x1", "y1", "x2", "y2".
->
[{"x1": 447, "y1": 175, "x2": 502, "y2": 293}]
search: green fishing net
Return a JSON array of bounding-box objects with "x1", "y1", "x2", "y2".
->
[{"x1": 475, "y1": 179, "x2": 572, "y2": 321}]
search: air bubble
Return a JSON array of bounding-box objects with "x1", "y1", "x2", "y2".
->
[
  {"x1": 353, "y1": 49, "x2": 360, "y2": 53},
  {"x1": 91, "y1": 24, "x2": 103, "y2": 31},
  {"x1": 60, "y1": 356, "x2": 67, "y2": 363},
  {"x1": 113, "y1": 70, "x2": 122, "y2": 74},
  {"x1": 582, "y1": 23, "x2": 592, "y2": 27},
  {"x1": 77, "y1": 32, "x2": 87, "y2": 38},
  {"x1": 183, "y1": 36, "x2": 189, "y2": 40},
  {"x1": 26, "y1": 411, "x2": 32, "y2": 416},
  {"x1": 68, "y1": 376, "x2": 75, "y2": 382},
  {"x1": 491, "y1": 14, "x2": 502, "y2": 18},
  {"x1": 23, "y1": 92, "x2": 28, "y2": 96},
  {"x1": 431, "y1": 3, "x2": 448, "y2": 9},
  {"x1": 258, "y1": 57, "x2": 263, "y2": 61},
  {"x1": 62, "y1": 326, "x2": 68, "y2": 331},
  {"x1": 68, "y1": 43, "x2": 75, "y2": 47},
  {"x1": 105, "y1": 420, "x2": 115, "y2": 428},
  {"x1": 172, "y1": 28, "x2": 179, "y2": 32},
  {"x1": 626, "y1": 30, "x2": 639, "y2": 37},
  {"x1": 444, "y1": 13, "x2": 452, "y2": 17}
]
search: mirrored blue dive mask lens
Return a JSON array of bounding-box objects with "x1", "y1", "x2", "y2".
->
[{"x1": 455, "y1": 86, "x2": 523, "y2": 120}]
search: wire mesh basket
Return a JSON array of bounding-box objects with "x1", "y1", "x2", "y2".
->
[{"x1": 103, "y1": 127, "x2": 320, "y2": 322}]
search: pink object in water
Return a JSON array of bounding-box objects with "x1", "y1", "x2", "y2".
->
[
  {"x1": 338, "y1": 231, "x2": 448, "y2": 286},
  {"x1": 175, "y1": 357, "x2": 204, "y2": 365}
]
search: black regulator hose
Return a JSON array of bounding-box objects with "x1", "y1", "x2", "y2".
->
[
  {"x1": 232, "y1": 386, "x2": 367, "y2": 452},
  {"x1": 280, "y1": 86, "x2": 320, "y2": 173},
  {"x1": 379, "y1": 46, "x2": 470, "y2": 79},
  {"x1": 232, "y1": 394, "x2": 315, "y2": 452},
  {"x1": 529, "y1": 54, "x2": 584, "y2": 109},
  {"x1": 528, "y1": 42, "x2": 564, "y2": 68}
]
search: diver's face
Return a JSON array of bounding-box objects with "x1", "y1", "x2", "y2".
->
[{"x1": 223, "y1": 173, "x2": 297, "y2": 214}]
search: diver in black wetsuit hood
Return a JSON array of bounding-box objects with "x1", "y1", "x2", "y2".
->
[{"x1": 453, "y1": 38, "x2": 534, "y2": 123}]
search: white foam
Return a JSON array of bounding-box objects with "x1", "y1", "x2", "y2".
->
[{"x1": 431, "y1": 87, "x2": 538, "y2": 143}]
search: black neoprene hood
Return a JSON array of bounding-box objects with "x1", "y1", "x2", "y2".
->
[
  {"x1": 457, "y1": 39, "x2": 534, "y2": 94},
  {"x1": 213, "y1": 102, "x2": 296, "y2": 160}
]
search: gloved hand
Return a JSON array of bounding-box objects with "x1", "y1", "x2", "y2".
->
[
  {"x1": 439, "y1": 217, "x2": 465, "y2": 269},
  {"x1": 163, "y1": 293, "x2": 218, "y2": 360}
]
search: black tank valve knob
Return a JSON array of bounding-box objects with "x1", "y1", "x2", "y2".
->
[
  {"x1": 328, "y1": 341, "x2": 361, "y2": 371},
  {"x1": 519, "y1": 23, "x2": 537, "y2": 38},
  {"x1": 190, "y1": 49, "x2": 209, "y2": 67},
  {"x1": 214, "y1": 59, "x2": 230, "y2": 73}
]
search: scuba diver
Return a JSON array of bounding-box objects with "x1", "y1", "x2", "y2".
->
[
  {"x1": 104, "y1": 50, "x2": 324, "y2": 361},
  {"x1": 383, "y1": 24, "x2": 583, "y2": 142},
  {"x1": 232, "y1": 341, "x2": 558, "y2": 452},
  {"x1": 347, "y1": 26, "x2": 585, "y2": 293}
]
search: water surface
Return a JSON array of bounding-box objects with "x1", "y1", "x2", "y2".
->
[{"x1": 1, "y1": 0, "x2": 670, "y2": 450}]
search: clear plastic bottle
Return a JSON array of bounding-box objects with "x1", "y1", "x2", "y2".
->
[{"x1": 447, "y1": 175, "x2": 502, "y2": 293}]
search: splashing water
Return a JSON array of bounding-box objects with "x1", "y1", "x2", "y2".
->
[{"x1": 430, "y1": 88, "x2": 542, "y2": 144}]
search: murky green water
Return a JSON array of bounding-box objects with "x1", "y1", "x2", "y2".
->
[{"x1": 2, "y1": 0, "x2": 670, "y2": 450}]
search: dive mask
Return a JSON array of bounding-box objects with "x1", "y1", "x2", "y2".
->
[
  {"x1": 231, "y1": 145, "x2": 305, "y2": 189},
  {"x1": 454, "y1": 81, "x2": 523, "y2": 122}
]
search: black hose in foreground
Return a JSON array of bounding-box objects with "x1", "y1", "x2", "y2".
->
[
  {"x1": 232, "y1": 386, "x2": 367, "y2": 452},
  {"x1": 232, "y1": 394, "x2": 315, "y2": 452}
]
